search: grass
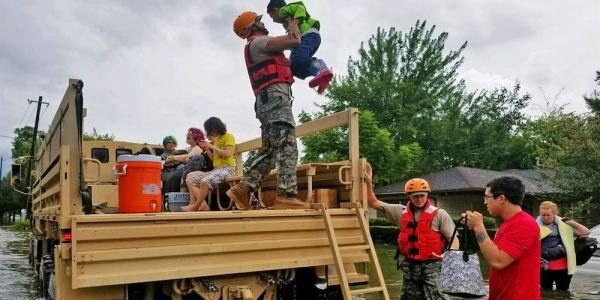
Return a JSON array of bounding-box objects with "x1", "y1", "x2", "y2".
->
[{"x1": 12, "y1": 219, "x2": 31, "y2": 231}]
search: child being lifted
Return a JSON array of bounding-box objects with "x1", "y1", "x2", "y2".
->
[{"x1": 267, "y1": 0, "x2": 333, "y2": 94}]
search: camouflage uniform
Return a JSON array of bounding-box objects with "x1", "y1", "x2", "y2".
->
[
  {"x1": 240, "y1": 86, "x2": 298, "y2": 196},
  {"x1": 399, "y1": 258, "x2": 448, "y2": 300}
]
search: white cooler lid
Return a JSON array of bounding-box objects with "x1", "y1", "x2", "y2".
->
[{"x1": 117, "y1": 154, "x2": 162, "y2": 163}]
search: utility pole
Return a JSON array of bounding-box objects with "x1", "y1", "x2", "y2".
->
[
  {"x1": 0, "y1": 156, "x2": 3, "y2": 191},
  {"x1": 25, "y1": 96, "x2": 49, "y2": 220}
]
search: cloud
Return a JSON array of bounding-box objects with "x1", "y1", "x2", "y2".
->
[{"x1": 1, "y1": 0, "x2": 599, "y2": 179}]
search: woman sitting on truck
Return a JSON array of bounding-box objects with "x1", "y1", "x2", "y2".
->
[
  {"x1": 162, "y1": 128, "x2": 208, "y2": 194},
  {"x1": 182, "y1": 117, "x2": 236, "y2": 212}
]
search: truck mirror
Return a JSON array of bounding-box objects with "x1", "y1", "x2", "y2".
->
[{"x1": 11, "y1": 163, "x2": 21, "y2": 186}]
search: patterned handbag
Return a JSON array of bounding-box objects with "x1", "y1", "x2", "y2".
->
[{"x1": 440, "y1": 215, "x2": 488, "y2": 298}]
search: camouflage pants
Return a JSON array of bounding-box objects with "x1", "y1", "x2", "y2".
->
[
  {"x1": 240, "y1": 88, "x2": 298, "y2": 196},
  {"x1": 399, "y1": 259, "x2": 448, "y2": 300}
]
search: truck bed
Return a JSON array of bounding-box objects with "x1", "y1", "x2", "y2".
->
[{"x1": 71, "y1": 208, "x2": 370, "y2": 288}]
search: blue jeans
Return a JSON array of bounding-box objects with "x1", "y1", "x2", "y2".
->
[{"x1": 290, "y1": 32, "x2": 321, "y2": 80}]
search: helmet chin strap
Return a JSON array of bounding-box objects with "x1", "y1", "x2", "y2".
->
[{"x1": 254, "y1": 26, "x2": 269, "y2": 36}]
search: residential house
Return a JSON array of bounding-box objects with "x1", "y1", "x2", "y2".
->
[{"x1": 373, "y1": 167, "x2": 558, "y2": 218}]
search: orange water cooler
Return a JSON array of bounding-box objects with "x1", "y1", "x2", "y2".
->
[{"x1": 113, "y1": 154, "x2": 162, "y2": 213}]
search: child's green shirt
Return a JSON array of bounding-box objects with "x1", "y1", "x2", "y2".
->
[{"x1": 279, "y1": 1, "x2": 320, "y2": 34}]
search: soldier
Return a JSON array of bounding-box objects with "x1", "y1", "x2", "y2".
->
[
  {"x1": 364, "y1": 164, "x2": 458, "y2": 299},
  {"x1": 227, "y1": 11, "x2": 309, "y2": 210}
]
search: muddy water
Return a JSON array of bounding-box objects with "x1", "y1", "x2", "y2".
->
[
  {"x1": 370, "y1": 244, "x2": 600, "y2": 300},
  {"x1": 0, "y1": 227, "x2": 41, "y2": 299}
]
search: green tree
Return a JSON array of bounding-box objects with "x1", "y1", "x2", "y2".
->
[
  {"x1": 0, "y1": 126, "x2": 43, "y2": 223},
  {"x1": 539, "y1": 72, "x2": 600, "y2": 225},
  {"x1": 302, "y1": 20, "x2": 531, "y2": 184},
  {"x1": 428, "y1": 83, "x2": 531, "y2": 171},
  {"x1": 584, "y1": 71, "x2": 600, "y2": 113},
  {"x1": 299, "y1": 110, "x2": 422, "y2": 185},
  {"x1": 321, "y1": 21, "x2": 468, "y2": 145},
  {"x1": 0, "y1": 176, "x2": 21, "y2": 224},
  {"x1": 83, "y1": 128, "x2": 115, "y2": 141},
  {"x1": 11, "y1": 126, "x2": 42, "y2": 160}
]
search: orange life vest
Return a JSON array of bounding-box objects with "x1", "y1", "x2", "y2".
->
[
  {"x1": 244, "y1": 37, "x2": 294, "y2": 96},
  {"x1": 398, "y1": 200, "x2": 445, "y2": 261}
]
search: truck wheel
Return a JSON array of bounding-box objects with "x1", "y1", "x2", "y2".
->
[
  {"x1": 28, "y1": 239, "x2": 34, "y2": 266},
  {"x1": 47, "y1": 271, "x2": 56, "y2": 300},
  {"x1": 40, "y1": 254, "x2": 55, "y2": 299}
]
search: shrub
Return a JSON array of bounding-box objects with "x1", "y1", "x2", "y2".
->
[
  {"x1": 452, "y1": 216, "x2": 497, "y2": 229},
  {"x1": 369, "y1": 226, "x2": 399, "y2": 244},
  {"x1": 12, "y1": 219, "x2": 31, "y2": 231},
  {"x1": 369, "y1": 217, "x2": 395, "y2": 227}
]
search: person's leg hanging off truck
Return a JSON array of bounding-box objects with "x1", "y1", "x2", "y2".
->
[{"x1": 290, "y1": 32, "x2": 333, "y2": 95}]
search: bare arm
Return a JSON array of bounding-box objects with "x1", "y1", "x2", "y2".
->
[
  {"x1": 266, "y1": 34, "x2": 300, "y2": 52},
  {"x1": 363, "y1": 163, "x2": 386, "y2": 211},
  {"x1": 203, "y1": 141, "x2": 233, "y2": 160},
  {"x1": 466, "y1": 211, "x2": 516, "y2": 269},
  {"x1": 564, "y1": 218, "x2": 591, "y2": 236},
  {"x1": 171, "y1": 146, "x2": 202, "y2": 163}
]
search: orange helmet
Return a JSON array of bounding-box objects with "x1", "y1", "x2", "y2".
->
[
  {"x1": 404, "y1": 178, "x2": 431, "y2": 194},
  {"x1": 233, "y1": 11, "x2": 261, "y2": 39}
]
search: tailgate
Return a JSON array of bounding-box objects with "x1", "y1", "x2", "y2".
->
[{"x1": 71, "y1": 209, "x2": 370, "y2": 288}]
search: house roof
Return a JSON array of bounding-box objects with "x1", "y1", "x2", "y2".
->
[{"x1": 374, "y1": 167, "x2": 558, "y2": 196}]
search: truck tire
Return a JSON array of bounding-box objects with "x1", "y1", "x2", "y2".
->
[
  {"x1": 47, "y1": 271, "x2": 56, "y2": 300},
  {"x1": 40, "y1": 254, "x2": 54, "y2": 299}
]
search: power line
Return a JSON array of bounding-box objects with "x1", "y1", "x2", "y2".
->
[
  {"x1": 38, "y1": 103, "x2": 51, "y2": 128},
  {"x1": 23, "y1": 103, "x2": 38, "y2": 127},
  {"x1": 17, "y1": 102, "x2": 32, "y2": 128}
]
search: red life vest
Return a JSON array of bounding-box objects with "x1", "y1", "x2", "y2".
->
[
  {"x1": 398, "y1": 199, "x2": 445, "y2": 261},
  {"x1": 244, "y1": 37, "x2": 294, "y2": 96}
]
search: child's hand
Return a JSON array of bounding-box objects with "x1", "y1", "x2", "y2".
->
[
  {"x1": 287, "y1": 26, "x2": 300, "y2": 40},
  {"x1": 200, "y1": 141, "x2": 212, "y2": 150}
]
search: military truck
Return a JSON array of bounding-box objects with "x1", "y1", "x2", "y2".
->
[{"x1": 21, "y1": 79, "x2": 389, "y2": 300}]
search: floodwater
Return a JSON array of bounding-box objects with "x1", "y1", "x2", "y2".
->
[
  {"x1": 0, "y1": 227, "x2": 598, "y2": 299},
  {"x1": 0, "y1": 226, "x2": 42, "y2": 299},
  {"x1": 368, "y1": 244, "x2": 600, "y2": 300}
]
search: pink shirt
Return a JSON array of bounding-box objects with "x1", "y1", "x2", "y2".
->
[{"x1": 489, "y1": 211, "x2": 541, "y2": 300}]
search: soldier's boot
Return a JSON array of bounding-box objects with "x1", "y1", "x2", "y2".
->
[
  {"x1": 272, "y1": 196, "x2": 311, "y2": 209},
  {"x1": 226, "y1": 184, "x2": 252, "y2": 210},
  {"x1": 308, "y1": 58, "x2": 333, "y2": 94}
]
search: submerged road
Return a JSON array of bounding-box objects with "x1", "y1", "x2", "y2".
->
[{"x1": 0, "y1": 227, "x2": 41, "y2": 299}]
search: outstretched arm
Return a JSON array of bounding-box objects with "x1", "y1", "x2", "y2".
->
[
  {"x1": 266, "y1": 34, "x2": 300, "y2": 52},
  {"x1": 363, "y1": 163, "x2": 386, "y2": 211}
]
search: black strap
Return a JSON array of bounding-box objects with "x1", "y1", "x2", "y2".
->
[
  {"x1": 252, "y1": 73, "x2": 279, "y2": 88},
  {"x1": 446, "y1": 215, "x2": 471, "y2": 262},
  {"x1": 247, "y1": 58, "x2": 277, "y2": 73},
  {"x1": 394, "y1": 247, "x2": 401, "y2": 270},
  {"x1": 74, "y1": 80, "x2": 92, "y2": 214}
]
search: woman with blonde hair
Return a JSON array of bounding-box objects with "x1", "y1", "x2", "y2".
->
[{"x1": 537, "y1": 200, "x2": 590, "y2": 291}]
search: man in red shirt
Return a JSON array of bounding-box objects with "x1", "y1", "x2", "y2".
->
[{"x1": 466, "y1": 176, "x2": 541, "y2": 299}]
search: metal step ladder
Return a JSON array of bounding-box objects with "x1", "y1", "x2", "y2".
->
[{"x1": 315, "y1": 203, "x2": 390, "y2": 300}]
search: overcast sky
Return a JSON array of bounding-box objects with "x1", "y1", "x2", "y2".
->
[{"x1": 1, "y1": 0, "x2": 599, "y2": 178}]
